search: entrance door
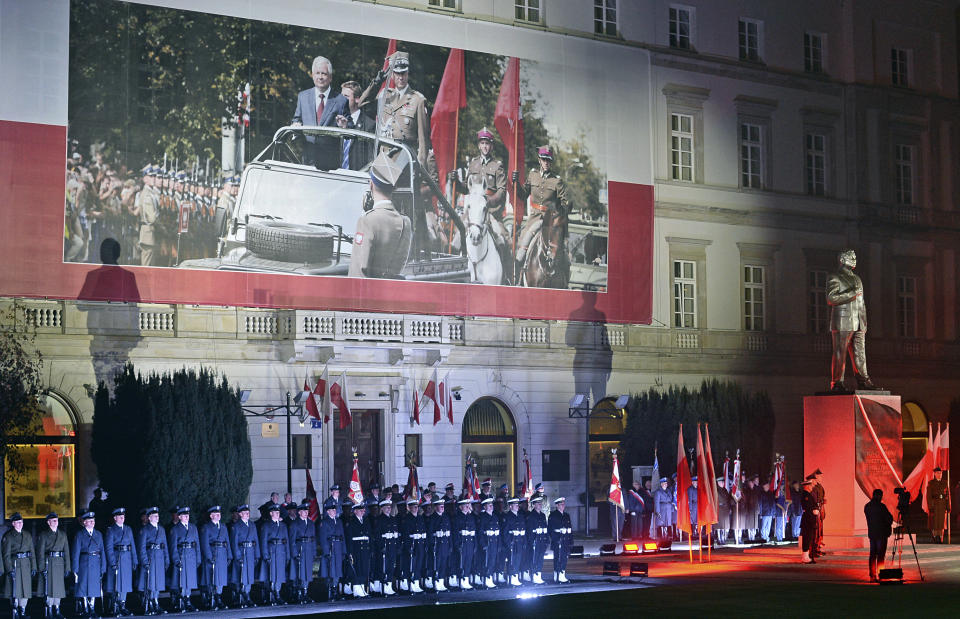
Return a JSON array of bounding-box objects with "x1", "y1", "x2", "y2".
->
[{"x1": 333, "y1": 409, "x2": 383, "y2": 491}]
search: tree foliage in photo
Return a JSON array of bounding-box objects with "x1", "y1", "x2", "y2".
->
[
  {"x1": 620, "y1": 380, "x2": 776, "y2": 482},
  {"x1": 92, "y1": 364, "x2": 252, "y2": 512},
  {"x1": 0, "y1": 307, "x2": 45, "y2": 486}
]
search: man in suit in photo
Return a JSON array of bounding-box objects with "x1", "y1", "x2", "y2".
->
[
  {"x1": 338, "y1": 80, "x2": 376, "y2": 170},
  {"x1": 292, "y1": 55, "x2": 351, "y2": 170}
]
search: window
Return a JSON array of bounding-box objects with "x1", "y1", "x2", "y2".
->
[
  {"x1": 404, "y1": 434, "x2": 422, "y2": 467},
  {"x1": 462, "y1": 398, "x2": 516, "y2": 493},
  {"x1": 739, "y1": 19, "x2": 761, "y2": 61},
  {"x1": 428, "y1": 0, "x2": 458, "y2": 9},
  {"x1": 808, "y1": 269, "x2": 829, "y2": 334},
  {"x1": 673, "y1": 259, "x2": 697, "y2": 328},
  {"x1": 895, "y1": 144, "x2": 914, "y2": 205},
  {"x1": 588, "y1": 398, "x2": 626, "y2": 505},
  {"x1": 515, "y1": 0, "x2": 541, "y2": 23},
  {"x1": 670, "y1": 113, "x2": 694, "y2": 181},
  {"x1": 743, "y1": 265, "x2": 765, "y2": 331},
  {"x1": 594, "y1": 0, "x2": 617, "y2": 36},
  {"x1": 669, "y1": 6, "x2": 692, "y2": 49},
  {"x1": 897, "y1": 275, "x2": 917, "y2": 337},
  {"x1": 542, "y1": 450, "x2": 570, "y2": 482},
  {"x1": 740, "y1": 123, "x2": 763, "y2": 189},
  {"x1": 805, "y1": 133, "x2": 826, "y2": 196},
  {"x1": 891, "y1": 48, "x2": 910, "y2": 87},
  {"x1": 290, "y1": 435, "x2": 312, "y2": 469},
  {"x1": 804, "y1": 33, "x2": 824, "y2": 73}
]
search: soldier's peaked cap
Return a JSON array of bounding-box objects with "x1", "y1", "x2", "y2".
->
[
  {"x1": 458, "y1": 498, "x2": 473, "y2": 505},
  {"x1": 322, "y1": 498, "x2": 338, "y2": 510},
  {"x1": 268, "y1": 503, "x2": 281, "y2": 512},
  {"x1": 482, "y1": 479, "x2": 492, "y2": 486},
  {"x1": 537, "y1": 145, "x2": 554, "y2": 160},
  {"x1": 207, "y1": 505, "x2": 221, "y2": 513},
  {"x1": 177, "y1": 506, "x2": 191, "y2": 515},
  {"x1": 391, "y1": 51, "x2": 410, "y2": 73},
  {"x1": 660, "y1": 477, "x2": 669, "y2": 483},
  {"x1": 46, "y1": 512, "x2": 59, "y2": 520},
  {"x1": 530, "y1": 496, "x2": 544, "y2": 503},
  {"x1": 379, "y1": 498, "x2": 393, "y2": 507},
  {"x1": 111, "y1": 507, "x2": 126, "y2": 516},
  {"x1": 237, "y1": 504, "x2": 250, "y2": 512},
  {"x1": 329, "y1": 484, "x2": 340, "y2": 491},
  {"x1": 10, "y1": 512, "x2": 23, "y2": 522},
  {"x1": 298, "y1": 502, "x2": 311, "y2": 510},
  {"x1": 406, "y1": 498, "x2": 420, "y2": 505},
  {"x1": 477, "y1": 127, "x2": 495, "y2": 141},
  {"x1": 146, "y1": 507, "x2": 159, "y2": 515},
  {"x1": 81, "y1": 510, "x2": 96, "y2": 520},
  {"x1": 934, "y1": 467, "x2": 943, "y2": 472},
  {"x1": 481, "y1": 497, "x2": 495, "y2": 505},
  {"x1": 352, "y1": 501, "x2": 366, "y2": 510},
  {"x1": 445, "y1": 483, "x2": 455, "y2": 490},
  {"x1": 369, "y1": 152, "x2": 404, "y2": 190},
  {"x1": 553, "y1": 497, "x2": 566, "y2": 504}
]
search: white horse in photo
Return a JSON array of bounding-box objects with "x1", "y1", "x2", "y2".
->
[{"x1": 463, "y1": 178, "x2": 503, "y2": 285}]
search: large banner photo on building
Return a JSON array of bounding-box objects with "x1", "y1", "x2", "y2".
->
[{"x1": 67, "y1": 0, "x2": 617, "y2": 285}]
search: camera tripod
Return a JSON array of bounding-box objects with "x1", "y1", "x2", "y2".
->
[{"x1": 890, "y1": 511, "x2": 923, "y2": 582}]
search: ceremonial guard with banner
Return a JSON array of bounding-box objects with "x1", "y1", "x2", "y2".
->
[
  {"x1": 228, "y1": 504, "x2": 259, "y2": 608},
  {"x1": 199, "y1": 505, "x2": 232, "y2": 610},
  {"x1": 72, "y1": 510, "x2": 107, "y2": 619},
  {"x1": 104, "y1": 507, "x2": 137, "y2": 617}
]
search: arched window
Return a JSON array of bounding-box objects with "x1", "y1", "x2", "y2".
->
[
  {"x1": 462, "y1": 398, "x2": 516, "y2": 494},
  {"x1": 3, "y1": 392, "x2": 78, "y2": 519},
  {"x1": 588, "y1": 397, "x2": 626, "y2": 505},
  {"x1": 902, "y1": 401, "x2": 928, "y2": 477}
]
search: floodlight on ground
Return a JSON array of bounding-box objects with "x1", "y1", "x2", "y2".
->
[
  {"x1": 622, "y1": 542, "x2": 640, "y2": 555},
  {"x1": 629, "y1": 562, "x2": 649, "y2": 577},
  {"x1": 602, "y1": 561, "x2": 620, "y2": 576},
  {"x1": 238, "y1": 389, "x2": 251, "y2": 403},
  {"x1": 658, "y1": 539, "x2": 673, "y2": 552},
  {"x1": 642, "y1": 541, "x2": 659, "y2": 553},
  {"x1": 599, "y1": 543, "x2": 617, "y2": 556},
  {"x1": 569, "y1": 545, "x2": 585, "y2": 558}
]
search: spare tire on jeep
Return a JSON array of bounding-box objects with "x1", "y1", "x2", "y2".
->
[{"x1": 246, "y1": 221, "x2": 335, "y2": 263}]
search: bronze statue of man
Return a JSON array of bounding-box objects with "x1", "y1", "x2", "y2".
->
[{"x1": 827, "y1": 249, "x2": 881, "y2": 391}]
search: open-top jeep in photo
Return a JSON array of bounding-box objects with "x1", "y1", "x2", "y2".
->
[{"x1": 179, "y1": 126, "x2": 468, "y2": 281}]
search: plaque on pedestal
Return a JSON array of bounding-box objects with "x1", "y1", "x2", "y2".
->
[{"x1": 803, "y1": 394, "x2": 902, "y2": 549}]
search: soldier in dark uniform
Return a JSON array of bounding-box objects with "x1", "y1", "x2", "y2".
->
[
  {"x1": 344, "y1": 502, "x2": 371, "y2": 598},
  {"x1": 652, "y1": 477, "x2": 676, "y2": 541},
  {"x1": 810, "y1": 469, "x2": 826, "y2": 556},
  {"x1": 548, "y1": 497, "x2": 573, "y2": 583},
  {"x1": 800, "y1": 480, "x2": 820, "y2": 564},
  {"x1": 2, "y1": 513, "x2": 35, "y2": 619},
  {"x1": 326, "y1": 486, "x2": 344, "y2": 519},
  {"x1": 477, "y1": 497, "x2": 500, "y2": 588},
  {"x1": 72, "y1": 510, "x2": 107, "y2": 618},
  {"x1": 228, "y1": 505, "x2": 259, "y2": 608},
  {"x1": 927, "y1": 467, "x2": 950, "y2": 543},
  {"x1": 104, "y1": 507, "x2": 137, "y2": 617},
  {"x1": 199, "y1": 506, "x2": 232, "y2": 610},
  {"x1": 137, "y1": 507, "x2": 169, "y2": 615},
  {"x1": 625, "y1": 480, "x2": 645, "y2": 540},
  {"x1": 317, "y1": 498, "x2": 345, "y2": 602},
  {"x1": 258, "y1": 493, "x2": 280, "y2": 523},
  {"x1": 37, "y1": 512, "x2": 70, "y2": 619},
  {"x1": 348, "y1": 151, "x2": 413, "y2": 279},
  {"x1": 512, "y1": 145, "x2": 569, "y2": 268},
  {"x1": 167, "y1": 506, "x2": 200, "y2": 612},
  {"x1": 258, "y1": 504, "x2": 288, "y2": 605},
  {"x1": 501, "y1": 497, "x2": 525, "y2": 586},
  {"x1": 744, "y1": 475, "x2": 761, "y2": 542},
  {"x1": 714, "y1": 478, "x2": 732, "y2": 546},
  {"x1": 285, "y1": 502, "x2": 315, "y2": 603},
  {"x1": 451, "y1": 498, "x2": 476, "y2": 590},
  {"x1": 399, "y1": 499, "x2": 427, "y2": 593},
  {"x1": 526, "y1": 496, "x2": 551, "y2": 585},
  {"x1": 426, "y1": 497, "x2": 452, "y2": 591},
  {"x1": 479, "y1": 479, "x2": 493, "y2": 504},
  {"x1": 372, "y1": 498, "x2": 399, "y2": 596}
]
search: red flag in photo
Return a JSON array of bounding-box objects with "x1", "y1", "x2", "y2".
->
[
  {"x1": 348, "y1": 453, "x2": 364, "y2": 506},
  {"x1": 439, "y1": 371, "x2": 454, "y2": 424},
  {"x1": 379, "y1": 39, "x2": 398, "y2": 94},
  {"x1": 430, "y1": 48, "x2": 466, "y2": 189},
  {"x1": 315, "y1": 365, "x2": 330, "y2": 423},
  {"x1": 494, "y1": 57, "x2": 525, "y2": 226},
  {"x1": 305, "y1": 469, "x2": 319, "y2": 521},
  {"x1": 523, "y1": 452, "x2": 534, "y2": 499},
  {"x1": 303, "y1": 372, "x2": 320, "y2": 421},
  {"x1": 423, "y1": 367, "x2": 441, "y2": 425},
  {"x1": 330, "y1": 371, "x2": 351, "y2": 429},
  {"x1": 609, "y1": 450, "x2": 624, "y2": 511},
  {"x1": 676, "y1": 425, "x2": 692, "y2": 535},
  {"x1": 472, "y1": 459, "x2": 481, "y2": 498},
  {"x1": 696, "y1": 425, "x2": 718, "y2": 527}
]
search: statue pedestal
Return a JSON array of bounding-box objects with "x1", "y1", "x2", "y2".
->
[{"x1": 803, "y1": 394, "x2": 902, "y2": 549}]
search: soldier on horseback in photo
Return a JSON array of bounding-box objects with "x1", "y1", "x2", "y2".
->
[{"x1": 512, "y1": 145, "x2": 571, "y2": 288}]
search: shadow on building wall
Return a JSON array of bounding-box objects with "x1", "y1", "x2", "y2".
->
[{"x1": 566, "y1": 291, "x2": 612, "y2": 407}]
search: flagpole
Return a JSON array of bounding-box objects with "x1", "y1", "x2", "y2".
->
[
  {"x1": 447, "y1": 108, "x2": 459, "y2": 255},
  {"x1": 687, "y1": 529, "x2": 692, "y2": 563},
  {"x1": 511, "y1": 78, "x2": 521, "y2": 284}
]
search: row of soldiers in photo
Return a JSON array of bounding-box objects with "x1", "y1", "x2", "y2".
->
[
  {"x1": 64, "y1": 146, "x2": 239, "y2": 268},
  {"x1": 617, "y1": 470, "x2": 827, "y2": 551},
  {"x1": 1, "y1": 481, "x2": 574, "y2": 618}
]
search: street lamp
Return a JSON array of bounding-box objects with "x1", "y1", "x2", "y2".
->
[
  {"x1": 239, "y1": 389, "x2": 312, "y2": 496},
  {"x1": 569, "y1": 393, "x2": 630, "y2": 537}
]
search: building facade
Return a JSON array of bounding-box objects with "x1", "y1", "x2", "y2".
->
[{"x1": 2, "y1": 0, "x2": 959, "y2": 529}]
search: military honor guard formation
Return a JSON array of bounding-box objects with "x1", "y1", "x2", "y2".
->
[{"x1": 1, "y1": 476, "x2": 575, "y2": 619}]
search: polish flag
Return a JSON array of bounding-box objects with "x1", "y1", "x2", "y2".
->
[
  {"x1": 938, "y1": 422, "x2": 950, "y2": 471},
  {"x1": 676, "y1": 425, "x2": 692, "y2": 534},
  {"x1": 330, "y1": 371, "x2": 351, "y2": 429},
  {"x1": 348, "y1": 453, "x2": 364, "y2": 506},
  {"x1": 471, "y1": 459, "x2": 481, "y2": 499},
  {"x1": 904, "y1": 423, "x2": 935, "y2": 513},
  {"x1": 303, "y1": 371, "x2": 320, "y2": 421},
  {"x1": 608, "y1": 450, "x2": 624, "y2": 511},
  {"x1": 730, "y1": 452, "x2": 742, "y2": 501},
  {"x1": 439, "y1": 371, "x2": 454, "y2": 424},
  {"x1": 412, "y1": 375, "x2": 421, "y2": 425},
  {"x1": 314, "y1": 365, "x2": 330, "y2": 423},
  {"x1": 523, "y1": 452, "x2": 534, "y2": 499},
  {"x1": 696, "y1": 424, "x2": 718, "y2": 527},
  {"x1": 423, "y1": 367, "x2": 441, "y2": 425}
]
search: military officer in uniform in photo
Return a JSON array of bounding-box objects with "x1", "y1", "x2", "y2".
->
[
  {"x1": 137, "y1": 507, "x2": 168, "y2": 615},
  {"x1": 37, "y1": 512, "x2": 71, "y2": 619},
  {"x1": 286, "y1": 502, "x2": 315, "y2": 603},
  {"x1": 133, "y1": 165, "x2": 160, "y2": 266},
  {"x1": 927, "y1": 467, "x2": 951, "y2": 543},
  {"x1": 512, "y1": 145, "x2": 569, "y2": 269},
  {"x1": 72, "y1": 510, "x2": 107, "y2": 619},
  {"x1": 104, "y1": 507, "x2": 137, "y2": 617},
  {"x1": 548, "y1": 497, "x2": 573, "y2": 583},
  {"x1": 317, "y1": 497, "x2": 346, "y2": 602},
  {"x1": 167, "y1": 506, "x2": 200, "y2": 612},
  {"x1": 449, "y1": 127, "x2": 511, "y2": 259},
  {"x1": 259, "y1": 503, "x2": 288, "y2": 605},
  {"x1": 348, "y1": 151, "x2": 413, "y2": 279},
  {"x1": 228, "y1": 505, "x2": 259, "y2": 608},
  {"x1": 199, "y1": 505, "x2": 232, "y2": 610}
]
